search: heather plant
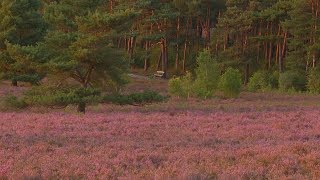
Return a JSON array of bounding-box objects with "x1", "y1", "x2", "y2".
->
[
  {"x1": 2, "y1": 109, "x2": 320, "y2": 178},
  {"x1": 279, "y1": 71, "x2": 307, "y2": 92},
  {"x1": 218, "y1": 68, "x2": 242, "y2": 98},
  {"x1": 307, "y1": 68, "x2": 320, "y2": 94}
]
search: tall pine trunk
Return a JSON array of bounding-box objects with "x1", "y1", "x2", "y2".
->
[{"x1": 175, "y1": 17, "x2": 180, "y2": 71}]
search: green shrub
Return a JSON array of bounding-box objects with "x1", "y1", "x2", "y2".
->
[
  {"x1": 24, "y1": 86, "x2": 102, "y2": 107},
  {"x1": 218, "y1": 68, "x2": 242, "y2": 98},
  {"x1": 169, "y1": 50, "x2": 221, "y2": 99},
  {"x1": 193, "y1": 50, "x2": 220, "y2": 98},
  {"x1": 269, "y1": 71, "x2": 280, "y2": 89},
  {"x1": 247, "y1": 71, "x2": 269, "y2": 92},
  {"x1": 103, "y1": 94, "x2": 134, "y2": 105},
  {"x1": 1, "y1": 95, "x2": 28, "y2": 110},
  {"x1": 168, "y1": 77, "x2": 184, "y2": 97},
  {"x1": 307, "y1": 68, "x2": 320, "y2": 94},
  {"x1": 13, "y1": 74, "x2": 43, "y2": 85},
  {"x1": 192, "y1": 80, "x2": 213, "y2": 98},
  {"x1": 168, "y1": 71, "x2": 193, "y2": 98},
  {"x1": 104, "y1": 90, "x2": 167, "y2": 105},
  {"x1": 247, "y1": 71, "x2": 279, "y2": 92},
  {"x1": 279, "y1": 71, "x2": 306, "y2": 92}
]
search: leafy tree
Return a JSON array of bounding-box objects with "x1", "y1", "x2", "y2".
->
[{"x1": 193, "y1": 50, "x2": 220, "y2": 98}]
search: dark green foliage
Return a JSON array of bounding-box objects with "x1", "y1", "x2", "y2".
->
[
  {"x1": 307, "y1": 68, "x2": 320, "y2": 94},
  {"x1": 279, "y1": 71, "x2": 307, "y2": 92},
  {"x1": 2, "y1": 95, "x2": 28, "y2": 110},
  {"x1": 0, "y1": 0, "x2": 47, "y2": 85},
  {"x1": 0, "y1": 0, "x2": 46, "y2": 46},
  {"x1": 103, "y1": 90, "x2": 167, "y2": 105},
  {"x1": 24, "y1": 0, "x2": 138, "y2": 112},
  {"x1": 284, "y1": 0, "x2": 318, "y2": 71},
  {"x1": 24, "y1": 86, "x2": 101, "y2": 107},
  {"x1": 218, "y1": 68, "x2": 242, "y2": 98}
]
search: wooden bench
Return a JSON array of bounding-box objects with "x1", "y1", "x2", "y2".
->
[{"x1": 154, "y1": 71, "x2": 165, "y2": 78}]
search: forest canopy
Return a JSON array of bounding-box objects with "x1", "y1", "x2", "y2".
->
[{"x1": 1, "y1": 0, "x2": 320, "y2": 112}]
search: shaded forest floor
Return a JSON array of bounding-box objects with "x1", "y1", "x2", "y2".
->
[{"x1": 2, "y1": 73, "x2": 320, "y2": 178}]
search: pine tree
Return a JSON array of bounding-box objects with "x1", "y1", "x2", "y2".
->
[
  {"x1": 31, "y1": 0, "x2": 137, "y2": 113},
  {"x1": 285, "y1": 0, "x2": 320, "y2": 72},
  {"x1": 0, "y1": 0, "x2": 46, "y2": 86}
]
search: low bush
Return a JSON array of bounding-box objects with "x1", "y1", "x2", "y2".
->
[
  {"x1": 218, "y1": 68, "x2": 242, "y2": 98},
  {"x1": 24, "y1": 86, "x2": 101, "y2": 107},
  {"x1": 247, "y1": 71, "x2": 279, "y2": 92},
  {"x1": 168, "y1": 71, "x2": 193, "y2": 98},
  {"x1": 247, "y1": 71, "x2": 269, "y2": 92},
  {"x1": 13, "y1": 74, "x2": 43, "y2": 85},
  {"x1": 1, "y1": 95, "x2": 28, "y2": 110},
  {"x1": 168, "y1": 77, "x2": 184, "y2": 97},
  {"x1": 269, "y1": 71, "x2": 280, "y2": 89},
  {"x1": 307, "y1": 68, "x2": 320, "y2": 94},
  {"x1": 103, "y1": 90, "x2": 167, "y2": 105},
  {"x1": 192, "y1": 80, "x2": 214, "y2": 98},
  {"x1": 279, "y1": 71, "x2": 306, "y2": 92}
]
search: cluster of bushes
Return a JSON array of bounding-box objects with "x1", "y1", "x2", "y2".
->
[
  {"x1": 169, "y1": 50, "x2": 242, "y2": 99},
  {"x1": 247, "y1": 71, "x2": 279, "y2": 92},
  {"x1": 247, "y1": 68, "x2": 320, "y2": 94},
  {"x1": 0, "y1": 95, "x2": 28, "y2": 110},
  {"x1": 0, "y1": 88, "x2": 166, "y2": 111},
  {"x1": 169, "y1": 51, "x2": 320, "y2": 99},
  {"x1": 23, "y1": 86, "x2": 102, "y2": 107}
]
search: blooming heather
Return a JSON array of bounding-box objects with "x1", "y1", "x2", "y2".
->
[{"x1": 1, "y1": 110, "x2": 320, "y2": 178}]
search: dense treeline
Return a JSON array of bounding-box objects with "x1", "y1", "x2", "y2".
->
[{"x1": 1, "y1": 0, "x2": 320, "y2": 112}]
